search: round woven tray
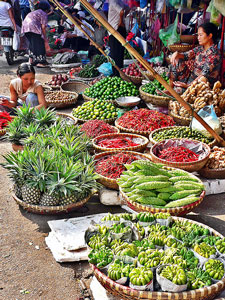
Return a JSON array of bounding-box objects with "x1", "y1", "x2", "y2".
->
[
  {"x1": 168, "y1": 44, "x2": 194, "y2": 53},
  {"x1": 120, "y1": 187, "x2": 205, "y2": 216},
  {"x1": 94, "y1": 150, "x2": 151, "y2": 190},
  {"x1": 74, "y1": 74, "x2": 101, "y2": 82},
  {"x1": 12, "y1": 191, "x2": 95, "y2": 215},
  {"x1": 0, "y1": 128, "x2": 6, "y2": 136},
  {"x1": 169, "y1": 109, "x2": 191, "y2": 126},
  {"x1": 115, "y1": 119, "x2": 152, "y2": 138},
  {"x1": 120, "y1": 69, "x2": 143, "y2": 86},
  {"x1": 180, "y1": 34, "x2": 197, "y2": 44},
  {"x1": 149, "y1": 126, "x2": 217, "y2": 148},
  {"x1": 92, "y1": 133, "x2": 149, "y2": 153},
  {"x1": 61, "y1": 81, "x2": 90, "y2": 95},
  {"x1": 139, "y1": 86, "x2": 171, "y2": 107},
  {"x1": 91, "y1": 216, "x2": 225, "y2": 300},
  {"x1": 150, "y1": 139, "x2": 211, "y2": 172},
  {"x1": 44, "y1": 91, "x2": 78, "y2": 108},
  {"x1": 56, "y1": 113, "x2": 78, "y2": 125},
  {"x1": 198, "y1": 167, "x2": 225, "y2": 179}
]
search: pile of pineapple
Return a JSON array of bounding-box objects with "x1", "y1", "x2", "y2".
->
[{"x1": 2, "y1": 106, "x2": 100, "y2": 206}]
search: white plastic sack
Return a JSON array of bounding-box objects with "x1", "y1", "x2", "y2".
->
[
  {"x1": 13, "y1": 31, "x2": 20, "y2": 51},
  {"x1": 191, "y1": 105, "x2": 222, "y2": 138}
]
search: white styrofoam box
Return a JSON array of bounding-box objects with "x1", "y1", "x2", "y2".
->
[
  {"x1": 99, "y1": 188, "x2": 121, "y2": 206},
  {"x1": 201, "y1": 178, "x2": 225, "y2": 195},
  {"x1": 90, "y1": 276, "x2": 121, "y2": 300}
]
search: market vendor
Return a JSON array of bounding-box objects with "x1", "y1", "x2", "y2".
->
[
  {"x1": 168, "y1": 22, "x2": 221, "y2": 94},
  {"x1": 0, "y1": 63, "x2": 47, "y2": 113}
]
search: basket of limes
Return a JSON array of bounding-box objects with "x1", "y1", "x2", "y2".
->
[{"x1": 72, "y1": 99, "x2": 118, "y2": 124}]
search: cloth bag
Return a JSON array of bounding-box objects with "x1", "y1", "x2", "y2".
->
[{"x1": 13, "y1": 31, "x2": 20, "y2": 51}]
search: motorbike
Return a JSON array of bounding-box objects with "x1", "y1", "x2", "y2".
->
[{"x1": 0, "y1": 27, "x2": 26, "y2": 65}]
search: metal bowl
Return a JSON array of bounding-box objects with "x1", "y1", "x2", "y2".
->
[{"x1": 115, "y1": 96, "x2": 140, "y2": 107}]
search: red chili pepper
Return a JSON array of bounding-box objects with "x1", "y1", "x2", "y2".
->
[
  {"x1": 97, "y1": 137, "x2": 139, "y2": 148},
  {"x1": 0, "y1": 111, "x2": 12, "y2": 129},
  {"x1": 95, "y1": 153, "x2": 138, "y2": 179},
  {"x1": 81, "y1": 120, "x2": 117, "y2": 138},
  {"x1": 158, "y1": 146, "x2": 199, "y2": 162}
]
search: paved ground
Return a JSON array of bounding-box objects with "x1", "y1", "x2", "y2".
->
[{"x1": 1, "y1": 53, "x2": 225, "y2": 300}]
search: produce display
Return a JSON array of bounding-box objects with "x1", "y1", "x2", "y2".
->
[
  {"x1": 204, "y1": 146, "x2": 225, "y2": 169},
  {"x1": 170, "y1": 79, "x2": 225, "y2": 119},
  {"x1": 116, "y1": 109, "x2": 175, "y2": 133},
  {"x1": 69, "y1": 66, "x2": 83, "y2": 79},
  {"x1": 158, "y1": 146, "x2": 199, "y2": 162},
  {"x1": 91, "y1": 54, "x2": 108, "y2": 68},
  {"x1": 86, "y1": 212, "x2": 225, "y2": 292},
  {"x1": 47, "y1": 74, "x2": 69, "y2": 88},
  {"x1": 117, "y1": 160, "x2": 205, "y2": 208},
  {"x1": 122, "y1": 62, "x2": 146, "y2": 77},
  {"x1": 83, "y1": 77, "x2": 139, "y2": 100},
  {"x1": 72, "y1": 99, "x2": 118, "y2": 121},
  {"x1": 95, "y1": 137, "x2": 139, "y2": 149},
  {"x1": 140, "y1": 73, "x2": 169, "y2": 95},
  {"x1": 44, "y1": 91, "x2": 77, "y2": 102},
  {"x1": 151, "y1": 126, "x2": 213, "y2": 144},
  {"x1": 2, "y1": 119, "x2": 99, "y2": 206},
  {"x1": 0, "y1": 111, "x2": 12, "y2": 130},
  {"x1": 94, "y1": 152, "x2": 139, "y2": 179},
  {"x1": 80, "y1": 120, "x2": 118, "y2": 138},
  {"x1": 77, "y1": 64, "x2": 99, "y2": 78}
]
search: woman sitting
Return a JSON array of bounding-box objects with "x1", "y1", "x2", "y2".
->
[
  {"x1": 168, "y1": 22, "x2": 221, "y2": 94},
  {"x1": 0, "y1": 63, "x2": 47, "y2": 113}
]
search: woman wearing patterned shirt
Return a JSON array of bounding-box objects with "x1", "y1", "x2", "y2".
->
[
  {"x1": 169, "y1": 22, "x2": 221, "y2": 94},
  {"x1": 21, "y1": 0, "x2": 50, "y2": 67}
]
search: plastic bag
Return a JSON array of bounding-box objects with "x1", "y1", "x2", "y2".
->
[
  {"x1": 97, "y1": 62, "x2": 113, "y2": 76},
  {"x1": 207, "y1": 0, "x2": 222, "y2": 26},
  {"x1": 13, "y1": 31, "x2": 20, "y2": 51},
  {"x1": 191, "y1": 105, "x2": 222, "y2": 138},
  {"x1": 149, "y1": 52, "x2": 164, "y2": 65},
  {"x1": 52, "y1": 52, "x2": 80, "y2": 64},
  {"x1": 159, "y1": 15, "x2": 180, "y2": 46}
]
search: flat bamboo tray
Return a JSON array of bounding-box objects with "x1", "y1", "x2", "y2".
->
[
  {"x1": 180, "y1": 34, "x2": 197, "y2": 44},
  {"x1": 56, "y1": 113, "x2": 77, "y2": 125},
  {"x1": 139, "y1": 86, "x2": 170, "y2": 107},
  {"x1": 44, "y1": 91, "x2": 78, "y2": 108},
  {"x1": 61, "y1": 81, "x2": 90, "y2": 95},
  {"x1": 149, "y1": 126, "x2": 217, "y2": 148},
  {"x1": 168, "y1": 44, "x2": 194, "y2": 53},
  {"x1": 169, "y1": 110, "x2": 191, "y2": 126},
  {"x1": 91, "y1": 216, "x2": 225, "y2": 300},
  {"x1": 115, "y1": 119, "x2": 150, "y2": 138},
  {"x1": 198, "y1": 167, "x2": 225, "y2": 179},
  {"x1": 92, "y1": 133, "x2": 149, "y2": 153},
  {"x1": 120, "y1": 187, "x2": 205, "y2": 216},
  {"x1": 94, "y1": 151, "x2": 151, "y2": 190},
  {"x1": 12, "y1": 191, "x2": 95, "y2": 215},
  {"x1": 150, "y1": 139, "x2": 211, "y2": 172}
]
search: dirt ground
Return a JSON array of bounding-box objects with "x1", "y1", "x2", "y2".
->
[{"x1": 1, "y1": 56, "x2": 225, "y2": 300}]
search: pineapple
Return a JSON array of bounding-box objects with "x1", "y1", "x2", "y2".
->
[
  {"x1": 6, "y1": 117, "x2": 27, "y2": 146},
  {"x1": 21, "y1": 184, "x2": 41, "y2": 204},
  {"x1": 15, "y1": 104, "x2": 35, "y2": 124},
  {"x1": 34, "y1": 107, "x2": 57, "y2": 127},
  {"x1": 39, "y1": 193, "x2": 59, "y2": 206}
]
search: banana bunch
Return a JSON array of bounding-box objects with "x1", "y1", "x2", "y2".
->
[
  {"x1": 193, "y1": 242, "x2": 216, "y2": 258},
  {"x1": 165, "y1": 237, "x2": 183, "y2": 248},
  {"x1": 132, "y1": 238, "x2": 155, "y2": 252},
  {"x1": 170, "y1": 226, "x2": 185, "y2": 241},
  {"x1": 161, "y1": 255, "x2": 186, "y2": 268},
  {"x1": 101, "y1": 213, "x2": 120, "y2": 222},
  {"x1": 88, "y1": 234, "x2": 109, "y2": 249},
  {"x1": 96, "y1": 225, "x2": 109, "y2": 236},
  {"x1": 138, "y1": 249, "x2": 163, "y2": 266},
  {"x1": 178, "y1": 247, "x2": 199, "y2": 269},
  {"x1": 154, "y1": 212, "x2": 171, "y2": 219},
  {"x1": 147, "y1": 223, "x2": 167, "y2": 233},
  {"x1": 205, "y1": 259, "x2": 225, "y2": 280},
  {"x1": 114, "y1": 243, "x2": 138, "y2": 258},
  {"x1": 187, "y1": 268, "x2": 211, "y2": 290},
  {"x1": 215, "y1": 238, "x2": 225, "y2": 254},
  {"x1": 160, "y1": 265, "x2": 187, "y2": 285},
  {"x1": 108, "y1": 260, "x2": 134, "y2": 281},
  {"x1": 145, "y1": 257, "x2": 161, "y2": 268},
  {"x1": 148, "y1": 231, "x2": 167, "y2": 247},
  {"x1": 129, "y1": 267, "x2": 153, "y2": 286},
  {"x1": 135, "y1": 222, "x2": 145, "y2": 237}
]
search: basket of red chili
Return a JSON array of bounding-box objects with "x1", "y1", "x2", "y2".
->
[
  {"x1": 150, "y1": 139, "x2": 211, "y2": 172},
  {"x1": 0, "y1": 111, "x2": 13, "y2": 136},
  {"x1": 94, "y1": 151, "x2": 151, "y2": 190},
  {"x1": 115, "y1": 109, "x2": 175, "y2": 137},
  {"x1": 80, "y1": 120, "x2": 119, "y2": 138},
  {"x1": 92, "y1": 133, "x2": 149, "y2": 153}
]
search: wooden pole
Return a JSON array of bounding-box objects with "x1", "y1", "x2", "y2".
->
[
  {"x1": 50, "y1": 0, "x2": 127, "y2": 79},
  {"x1": 80, "y1": 0, "x2": 225, "y2": 146}
]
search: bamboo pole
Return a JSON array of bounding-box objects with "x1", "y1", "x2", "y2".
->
[
  {"x1": 50, "y1": 0, "x2": 127, "y2": 78},
  {"x1": 80, "y1": 0, "x2": 225, "y2": 146}
]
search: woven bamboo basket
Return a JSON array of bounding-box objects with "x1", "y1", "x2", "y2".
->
[
  {"x1": 0, "y1": 128, "x2": 6, "y2": 136},
  {"x1": 12, "y1": 143, "x2": 24, "y2": 152},
  {"x1": 169, "y1": 110, "x2": 191, "y2": 126},
  {"x1": 120, "y1": 69, "x2": 144, "y2": 86},
  {"x1": 149, "y1": 126, "x2": 217, "y2": 148},
  {"x1": 61, "y1": 81, "x2": 90, "y2": 95},
  {"x1": 198, "y1": 167, "x2": 225, "y2": 179},
  {"x1": 115, "y1": 119, "x2": 151, "y2": 138},
  {"x1": 12, "y1": 191, "x2": 95, "y2": 215},
  {"x1": 94, "y1": 151, "x2": 151, "y2": 190},
  {"x1": 150, "y1": 139, "x2": 211, "y2": 172},
  {"x1": 92, "y1": 133, "x2": 149, "y2": 153},
  {"x1": 91, "y1": 216, "x2": 225, "y2": 300},
  {"x1": 56, "y1": 113, "x2": 78, "y2": 125},
  {"x1": 180, "y1": 34, "x2": 197, "y2": 44},
  {"x1": 168, "y1": 44, "x2": 194, "y2": 53},
  {"x1": 139, "y1": 86, "x2": 171, "y2": 107},
  {"x1": 82, "y1": 93, "x2": 96, "y2": 102},
  {"x1": 120, "y1": 187, "x2": 205, "y2": 216},
  {"x1": 44, "y1": 91, "x2": 78, "y2": 108}
]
